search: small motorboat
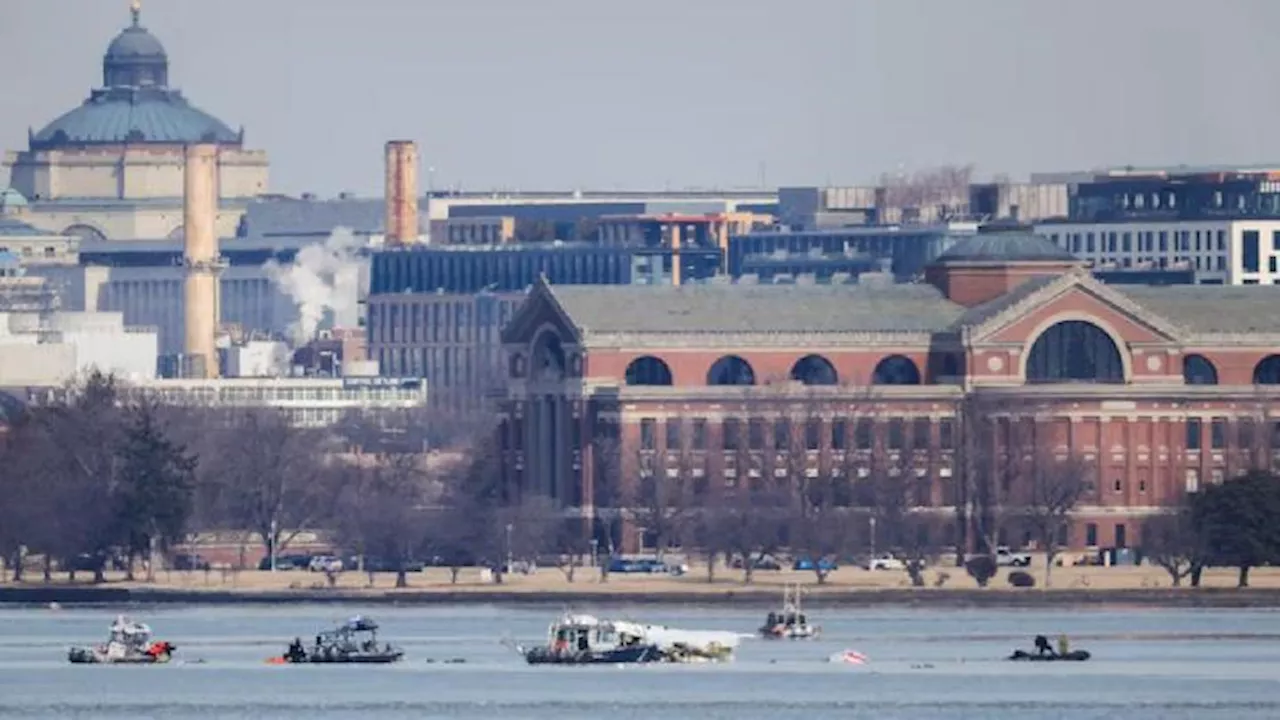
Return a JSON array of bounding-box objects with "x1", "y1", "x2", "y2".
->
[
  {"x1": 1008, "y1": 649, "x2": 1092, "y2": 662},
  {"x1": 759, "y1": 585, "x2": 820, "y2": 640},
  {"x1": 69, "y1": 615, "x2": 177, "y2": 665},
  {"x1": 274, "y1": 615, "x2": 404, "y2": 664}
]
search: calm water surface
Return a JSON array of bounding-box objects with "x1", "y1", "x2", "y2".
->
[{"x1": 0, "y1": 604, "x2": 1276, "y2": 719}]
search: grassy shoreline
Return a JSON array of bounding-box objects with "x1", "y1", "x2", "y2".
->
[{"x1": 4, "y1": 565, "x2": 1278, "y2": 608}]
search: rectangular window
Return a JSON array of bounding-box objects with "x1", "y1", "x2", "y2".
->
[
  {"x1": 1158, "y1": 231, "x2": 1168, "y2": 253},
  {"x1": 912, "y1": 417, "x2": 931, "y2": 449},
  {"x1": 692, "y1": 419, "x2": 707, "y2": 450},
  {"x1": 1122, "y1": 232, "x2": 1132, "y2": 252},
  {"x1": 938, "y1": 419, "x2": 954, "y2": 450},
  {"x1": 722, "y1": 418, "x2": 740, "y2": 450},
  {"x1": 1115, "y1": 523, "x2": 1128, "y2": 549},
  {"x1": 748, "y1": 418, "x2": 766, "y2": 450},
  {"x1": 640, "y1": 419, "x2": 656, "y2": 450},
  {"x1": 1186, "y1": 418, "x2": 1201, "y2": 450},
  {"x1": 1243, "y1": 230, "x2": 1261, "y2": 272},
  {"x1": 1085, "y1": 232, "x2": 1096, "y2": 253},
  {"x1": 1217, "y1": 230, "x2": 1226, "y2": 251},
  {"x1": 665, "y1": 419, "x2": 682, "y2": 450},
  {"x1": 831, "y1": 419, "x2": 847, "y2": 450},
  {"x1": 1185, "y1": 468, "x2": 1200, "y2": 493},
  {"x1": 1273, "y1": 230, "x2": 1280, "y2": 252},
  {"x1": 773, "y1": 419, "x2": 790, "y2": 450},
  {"x1": 1085, "y1": 523, "x2": 1098, "y2": 547},
  {"x1": 887, "y1": 419, "x2": 905, "y2": 450},
  {"x1": 854, "y1": 419, "x2": 873, "y2": 450},
  {"x1": 805, "y1": 418, "x2": 821, "y2": 450},
  {"x1": 1211, "y1": 418, "x2": 1227, "y2": 449}
]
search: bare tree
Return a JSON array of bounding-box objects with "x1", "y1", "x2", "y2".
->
[
  {"x1": 1141, "y1": 504, "x2": 1206, "y2": 587},
  {"x1": 203, "y1": 408, "x2": 341, "y2": 565},
  {"x1": 1011, "y1": 437, "x2": 1091, "y2": 588},
  {"x1": 627, "y1": 419, "x2": 696, "y2": 560},
  {"x1": 335, "y1": 452, "x2": 431, "y2": 588}
]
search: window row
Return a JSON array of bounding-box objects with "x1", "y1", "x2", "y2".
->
[{"x1": 638, "y1": 416, "x2": 956, "y2": 452}]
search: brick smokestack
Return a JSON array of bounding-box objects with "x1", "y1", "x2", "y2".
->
[
  {"x1": 182, "y1": 143, "x2": 222, "y2": 378},
  {"x1": 384, "y1": 140, "x2": 420, "y2": 245}
]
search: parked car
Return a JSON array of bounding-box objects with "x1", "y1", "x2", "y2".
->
[
  {"x1": 793, "y1": 556, "x2": 839, "y2": 572},
  {"x1": 257, "y1": 554, "x2": 313, "y2": 571},
  {"x1": 995, "y1": 547, "x2": 1032, "y2": 567},
  {"x1": 865, "y1": 553, "x2": 906, "y2": 571},
  {"x1": 308, "y1": 555, "x2": 344, "y2": 573},
  {"x1": 730, "y1": 554, "x2": 783, "y2": 571}
]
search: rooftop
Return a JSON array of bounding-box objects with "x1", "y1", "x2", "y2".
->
[
  {"x1": 932, "y1": 231, "x2": 1077, "y2": 264},
  {"x1": 547, "y1": 283, "x2": 965, "y2": 337}
]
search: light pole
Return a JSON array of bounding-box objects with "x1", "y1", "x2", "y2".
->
[
  {"x1": 589, "y1": 538, "x2": 598, "y2": 568},
  {"x1": 869, "y1": 516, "x2": 877, "y2": 558},
  {"x1": 269, "y1": 517, "x2": 278, "y2": 572},
  {"x1": 505, "y1": 523, "x2": 513, "y2": 574}
]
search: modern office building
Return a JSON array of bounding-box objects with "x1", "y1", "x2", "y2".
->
[
  {"x1": 1034, "y1": 166, "x2": 1280, "y2": 284},
  {"x1": 497, "y1": 230, "x2": 1280, "y2": 553},
  {"x1": 125, "y1": 376, "x2": 426, "y2": 428},
  {"x1": 726, "y1": 223, "x2": 979, "y2": 281}
]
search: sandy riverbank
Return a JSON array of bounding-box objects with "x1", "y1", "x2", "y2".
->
[{"x1": 2, "y1": 562, "x2": 1279, "y2": 607}]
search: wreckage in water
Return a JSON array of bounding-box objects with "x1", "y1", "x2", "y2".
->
[{"x1": 521, "y1": 613, "x2": 739, "y2": 665}]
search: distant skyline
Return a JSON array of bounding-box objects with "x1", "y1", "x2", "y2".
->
[{"x1": 5, "y1": 0, "x2": 1280, "y2": 197}]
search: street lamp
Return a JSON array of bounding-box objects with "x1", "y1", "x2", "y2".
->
[
  {"x1": 505, "y1": 523, "x2": 513, "y2": 574},
  {"x1": 269, "y1": 517, "x2": 279, "y2": 572},
  {"x1": 869, "y1": 516, "x2": 877, "y2": 558},
  {"x1": 589, "y1": 538, "x2": 599, "y2": 568}
]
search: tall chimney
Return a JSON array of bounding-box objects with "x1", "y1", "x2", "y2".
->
[
  {"x1": 384, "y1": 140, "x2": 420, "y2": 246},
  {"x1": 182, "y1": 143, "x2": 221, "y2": 379}
]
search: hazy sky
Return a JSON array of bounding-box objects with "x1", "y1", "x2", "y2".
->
[{"x1": 5, "y1": 0, "x2": 1280, "y2": 197}]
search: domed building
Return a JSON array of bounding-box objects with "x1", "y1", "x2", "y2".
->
[{"x1": 2, "y1": 1, "x2": 269, "y2": 241}]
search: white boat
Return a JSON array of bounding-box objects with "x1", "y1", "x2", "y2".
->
[
  {"x1": 68, "y1": 615, "x2": 177, "y2": 664},
  {"x1": 759, "y1": 585, "x2": 820, "y2": 639},
  {"x1": 518, "y1": 613, "x2": 739, "y2": 664}
]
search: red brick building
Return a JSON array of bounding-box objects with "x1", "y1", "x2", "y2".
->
[{"x1": 497, "y1": 232, "x2": 1280, "y2": 554}]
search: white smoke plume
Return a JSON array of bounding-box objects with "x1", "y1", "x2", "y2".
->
[{"x1": 264, "y1": 227, "x2": 364, "y2": 345}]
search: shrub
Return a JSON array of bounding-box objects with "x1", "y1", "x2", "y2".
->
[
  {"x1": 1008, "y1": 570, "x2": 1036, "y2": 588},
  {"x1": 965, "y1": 555, "x2": 998, "y2": 587}
]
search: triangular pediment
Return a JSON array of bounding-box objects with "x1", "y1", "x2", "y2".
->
[
  {"x1": 964, "y1": 271, "x2": 1185, "y2": 345},
  {"x1": 500, "y1": 279, "x2": 583, "y2": 345}
]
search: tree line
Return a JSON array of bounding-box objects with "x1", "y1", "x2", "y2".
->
[{"x1": 1, "y1": 373, "x2": 1277, "y2": 589}]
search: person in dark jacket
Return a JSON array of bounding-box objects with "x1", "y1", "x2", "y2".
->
[{"x1": 1034, "y1": 634, "x2": 1053, "y2": 656}]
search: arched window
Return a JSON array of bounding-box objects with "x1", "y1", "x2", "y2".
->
[
  {"x1": 1254, "y1": 355, "x2": 1280, "y2": 384},
  {"x1": 1026, "y1": 320, "x2": 1124, "y2": 384},
  {"x1": 789, "y1": 354, "x2": 838, "y2": 386},
  {"x1": 167, "y1": 224, "x2": 185, "y2": 241},
  {"x1": 625, "y1": 356, "x2": 673, "y2": 386},
  {"x1": 1183, "y1": 354, "x2": 1218, "y2": 385},
  {"x1": 706, "y1": 355, "x2": 756, "y2": 386},
  {"x1": 63, "y1": 224, "x2": 107, "y2": 243},
  {"x1": 530, "y1": 331, "x2": 567, "y2": 380},
  {"x1": 872, "y1": 355, "x2": 921, "y2": 385}
]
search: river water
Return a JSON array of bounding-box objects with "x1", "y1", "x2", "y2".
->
[{"x1": 0, "y1": 604, "x2": 1277, "y2": 719}]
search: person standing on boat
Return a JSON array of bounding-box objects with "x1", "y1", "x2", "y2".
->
[
  {"x1": 1033, "y1": 634, "x2": 1052, "y2": 656},
  {"x1": 1057, "y1": 634, "x2": 1070, "y2": 656}
]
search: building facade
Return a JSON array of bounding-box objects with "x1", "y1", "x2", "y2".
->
[
  {"x1": 1034, "y1": 166, "x2": 1280, "y2": 285},
  {"x1": 497, "y1": 231, "x2": 1280, "y2": 554}
]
